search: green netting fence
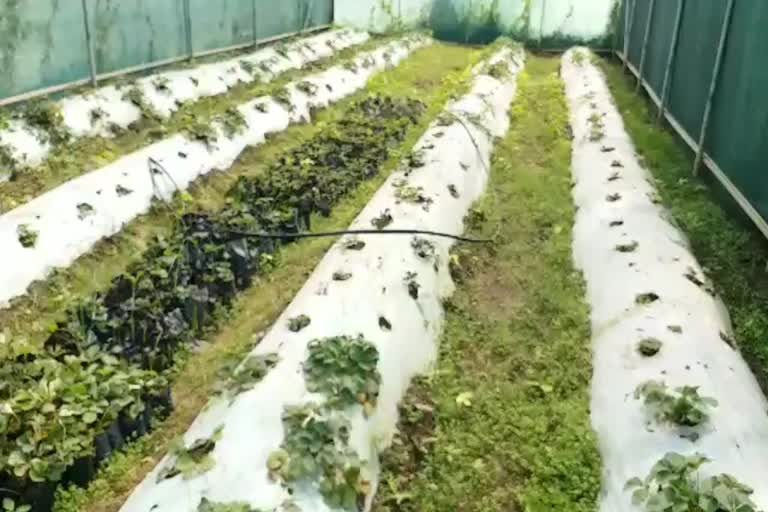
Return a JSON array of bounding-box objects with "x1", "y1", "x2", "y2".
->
[
  {"x1": 616, "y1": 0, "x2": 768, "y2": 237},
  {"x1": 0, "y1": 0, "x2": 333, "y2": 103}
]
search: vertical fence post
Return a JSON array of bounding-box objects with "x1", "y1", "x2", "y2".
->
[
  {"x1": 183, "y1": 0, "x2": 193, "y2": 60},
  {"x1": 657, "y1": 0, "x2": 685, "y2": 123},
  {"x1": 80, "y1": 0, "x2": 98, "y2": 87},
  {"x1": 622, "y1": 0, "x2": 637, "y2": 72},
  {"x1": 635, "y1": 0, "x2": 655, "y2": 92},
  {"x1": 252, "y1": 0, "x2": 257, "y2": 45},
  {"x1": 693, "y1": 0, "x2": 734, "y2": 175},
  {"x1": 538, "y1": 0, "x2": 547, "y2": 49}
]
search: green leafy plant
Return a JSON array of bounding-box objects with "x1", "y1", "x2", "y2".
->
[
  {"x1": 296, "y1": 81, "x2": 319, "y2": 97},
  {"x1": 288, "y1": 315, "x2": 311, "y2": 333},
  {"x1": 626, "y1": 453, "x2": 760, "y2": 512},
  {"x1": 22, "y1": 100, "x2": 69, "y2": 145},
  {"x1": 197, "y1": 498, "x2": 263, "y2": 512},
  {"x1": 268, "y1": 405, "x2": 368, "y2": 510},
  {"x1": 1, "y1": 498, "x2": 30, "y2": 512},
  {"x1": 634, "y1": 381, "x2": 717, "y2": 427},
  {"x1": 16, "y1": 224, "x2": 38, "y2": 248},
  {"x1": 304, "y1": 335, "x2": 381, "y2": 411},
  {"x1": 215, "y1": 108, "x2": 247, "y2": 138},
  {"x1": 158, "y1": 426, "x2": 224, "y2": 481},
  {"x1": 371, "y1": 210, "x2": 394, "y2": 230},
  {"x1": 273, "y1": 87, "x2": 295, "y2": 112},
  {"x1": 213, "y1": 353, "x2": 279, "y2": 402}
]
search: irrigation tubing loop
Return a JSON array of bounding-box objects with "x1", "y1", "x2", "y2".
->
[{"x1": 146, "y1": 157, "x2": 492, "y2": 245}]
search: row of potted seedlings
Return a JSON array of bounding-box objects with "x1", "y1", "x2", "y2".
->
[{"x1": 0, "y1": 94, "x2": 425, "y2": 511}]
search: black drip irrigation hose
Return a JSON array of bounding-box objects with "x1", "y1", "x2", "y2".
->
[{"x1": 222, "y1": 228, "x2": 493, "y2": 244}]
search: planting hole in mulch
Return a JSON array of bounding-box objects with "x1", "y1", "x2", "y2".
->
[
  {"x1": 636, "y1": 292, "x2": 660, "y2": 305},
  {"x1": 606, "y1": 192, "x2": 621, "y2": 202},
  {"x1": 379, "y1": 316, "x2": 392, "y2": 331},
  {"x1": 637, "y1": 337, "x2": 663, "y2": 357},
  {"x1": 615, "y1": 241, "x2": 639, "y2": 253}
]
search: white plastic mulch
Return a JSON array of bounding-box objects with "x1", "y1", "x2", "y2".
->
[
  {"x1": 0, "y1": 29, "x2": 370, "y2": 173},
  {"x1": 563, "y1": 48, "x2": 768, "y2": 511},
  {"x1": 0, "y1": 35, "x2": 429, "y2": 310},
  {"x1": 118, "y1": 46, "x2": 525, "y2": 512}
]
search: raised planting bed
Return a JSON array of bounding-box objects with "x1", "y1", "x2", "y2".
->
[
  {"x1": 42, "y1": 94, "x2": 425, "y2": 372},
  {"x1": 0, "y1": 35, "x2": 429, "y2": 310},
  {"x1": 563, "y1": 48, "x2": 768, "y2": 511},
  {"x1": 0, "y1": 29, "x2": 370, "y2": 179},
  {"x1": 0, "y1": 93, "x2": 426, "y2": 512},
  {"x1": 117, "y1": 43, "x2": 524, "y2": 512}
]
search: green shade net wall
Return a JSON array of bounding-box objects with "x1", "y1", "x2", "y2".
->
[
  {"x1": 0, "y1": 0, "x2": 333, "y2": 100},
  {"x1": 621, "y1": 0, "x2": 768, "y2": 230}
]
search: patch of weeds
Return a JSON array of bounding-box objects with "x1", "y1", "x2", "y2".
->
[
  {"x1": 0, "y1": 143, "x2": 18, "y2": 180},
  {"x1": 273, "y1": 87, "x2": 295, "y2": 112},
  {"x1": 17, "y1": 224, "x2": 38, "y2": 248},
  {"x1": 486, "y1": 61, "x2": 510, "y2": 80},
  {"x1": 411, "y1": 237, "x2": 436, "y2": 260},
  {"x1": 636, "y1": 292, "x2": 660, "y2": 305},
  {"x1": 213, "y1": 353, "x2": 279, "y2": 402},
  {"x1": 393, "y1": 181, "x2": 432, "y2": 209},
  {"x1": 625, "y1": 453, "x2": 759, "y2": 512},
  {"x1": 571, "y1": 49, "x2": 589, "y2": 66},
  {"x1": 634, "y1": 381, "x2": 717, "y2": 427},
  {"x1": 197, "y1": 498, "x2": 262, "y2": 512},
  {"x1": 436, "y1": 113, "x2": 455, "y2": 127},
  {"x1": 215, "y1": 107, "x2": 247, "y2": 138},
  {"x1": 185, "y1": 120, "x2": 218, "y2": 147},
  {"x1": 637, "y1": 337, "x2": 662, "y2": 356},
  {"x1": 253, "y1": 102, "x2": 268, "y2": 113},
  {"x1": 238, "y1": 60, "x2": 258, "y2": 79},
  {"x1": 22, "y1": 99, "x2": 69, "y2": 145},
  {"x1": 121, "y1": 86, "x2": 156, "y2": 119},
  {"x1": 158, "y1": 426, "x2": 223, "y2": 481},
  {"x1": 287, "y1": 314, "x2": 311, "y2": 333},
  {"x1": 587, "y1": 112, "x2": 605, "y2": 142},
  {"x1": 268, "y1": 405, "x2": 368, "y2": 510},
  {"x1": 305, "y1": 335, "x2": 381, "y2": 411},
  {"x1": 296, "y1": 80, "x2": 319, "y2": 97},
  {"x1": 404, "y1": 271, "x2": 420, "y2": 300},
  {"x1": 615, "y1": 240, "x2": 639, "y2": 253},
  {"x1": 343, "y1": 61, "x2": 360, "y2": 73},
  {"x1": 464, "y1": 207, "x2": 486, "y2": 230},
  {"x1": 371, "y1": 209, "x2": 394, "y2": 230}
]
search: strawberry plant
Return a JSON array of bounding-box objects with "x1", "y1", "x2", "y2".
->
[
  {"x1": 626, "y1": 453, "x2": 760, "y2": 512},
  {"x1": 634, "y1": 381, "x2": 717, "y2": 427},
  {"x1": 305, "y1": 336, "x2": 381, "y2": 411},
  {"x1": 268, "y1": 405, "x2": 367, "y2": 511}
]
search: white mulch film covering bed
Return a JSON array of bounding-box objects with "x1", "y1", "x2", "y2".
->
[
  {"x1": 119, "y1": 46, "x2": 525, "y2": 512},
  {"x1": 562, "y1": 48, "x2": 768, "y2": 511},
  {"x1": 0, "y1": 28, "x2": 370, "y2": 174},
  {"x1": 0, "y1": 35, "x2": 429, "y2": 310}
]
